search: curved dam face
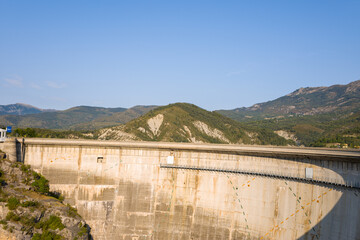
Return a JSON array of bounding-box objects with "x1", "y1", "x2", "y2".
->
[{"x1": 18, "y1": 139, "x2": 360, "y2": 240}]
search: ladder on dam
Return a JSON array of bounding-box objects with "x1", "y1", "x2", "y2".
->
[{"x1": 160, "y1": 164, "x2": 360, "y2": 190}]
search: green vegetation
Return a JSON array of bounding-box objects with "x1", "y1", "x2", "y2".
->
[
  {"x1": 215, "y1": 80, "x2": 360, "y2": 147},
  {"x1": 6, "y1": 197, "x2": 20, "y2": 210},
  {"x1": 67, "y1": 204, "x2": 80, "y2": 218},
  {"x1": 310, "y1": 134, "x2": 360, "y2": 148},
  {"x1": 0, "y1": 154, "x2": 90, "y2": 239},
  {"x1": 35, "y1": 215, "x2": 65, "y2": 231},
  {"x1": 32, "y1": 230, "x2": 63, "y2": 240},
  {"x1": 77, "y1": 223, "x2": 87, "y2": 237},
  {"x1": 6, "y1": 211, "x2": 20, "y2": 222},
  {"x1": 32, "y1": 172, "x2": 50, "y2": 194},
  {"x1": 22, "y1": 200, "x2": 39, "y2": 208},
  {"x1": 117, "y1": 103, "x2": 294, "y2": 146},
  {"x1": 241, "y1": 112, "x2": 360, "y2": 147},
  {"x1": 218, "y1": 80, "x2": 360, "y2": 122},
  {"x1": 0, "y1": 105, "x2": 156, "y2": 130},
  {"x1": 10, "y1": 128, "x2": 93, "y2": 139},
  {"x1": 2, "y1": 80, "x2": 359, "y2": 148},
  {"x1": 19, "y1": 215, "x2": 37, "y2": 228}
]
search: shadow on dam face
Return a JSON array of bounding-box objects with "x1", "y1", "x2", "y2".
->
[
  {"x1": 16, "y1": 139, "x2": 360, "y2": 240},
  {"x1": 295, "y1": 169, "x2": 360, "y2": 240},
  {"x1": 298, "y1": 189, "x2": 360, "y2": 240}
]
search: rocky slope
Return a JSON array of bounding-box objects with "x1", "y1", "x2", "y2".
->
[
  {"x1": 97, "y1": 103, "x2": 293, "y2": 146},
  {"x1": 0, "y1": 151, "x2": 91, "y2": 240}
]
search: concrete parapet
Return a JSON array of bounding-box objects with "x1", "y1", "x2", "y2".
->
[{"x1": 22, "y1": 138, "x2": 360, "y2": 162}]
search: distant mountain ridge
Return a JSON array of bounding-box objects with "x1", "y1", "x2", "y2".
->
[
  {"x1": 0, "y1": 103, "x2": 56, "y2": 116},
  {"x1": 217, "y1": 80, "x2": 360, "y2": 121},
  {"x1": 0, "y1": 105, "x2": 157, "y2": 130},
  {"x1": 216, "y1": 80, "x2": 360, "y2": 148}
]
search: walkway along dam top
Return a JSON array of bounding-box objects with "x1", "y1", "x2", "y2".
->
[{"x1": 14, "y1": 138, "x2": 360, "y2": 161}]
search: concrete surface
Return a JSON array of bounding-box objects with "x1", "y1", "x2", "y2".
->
[{"x1": 3, "y1": 138, "x2": 360, "y2": 240}]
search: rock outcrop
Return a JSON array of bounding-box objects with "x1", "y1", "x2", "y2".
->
[{"x1": 0, "y1": 151, "x2": 92, "y2": 239}]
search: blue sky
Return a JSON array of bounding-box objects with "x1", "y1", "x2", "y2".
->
[{"x1": 1, "y1": 1, "x2": 359, "y2": 110}]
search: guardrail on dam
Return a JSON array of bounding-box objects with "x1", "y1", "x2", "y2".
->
[{"x1": 1, "y1": 138, "x2": 360, "y2": 240}]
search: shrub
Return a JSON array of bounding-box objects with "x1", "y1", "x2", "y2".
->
[
  {"x1": 77, "y1": 223, "x2": 87, "y2": 237},
  {"x1": 6, "y1": 197, "x2": 20, "y2": 210},
  {"x1": 32, "y1": 172, "x2": 40, "y2": 180},
  {"x1": 19, "y1": 215, "x2": 36, "y2": 228},
  {"x1": 35, "y1": 215, "x2": 65, "y2": 231},
  {"x1": 22, "y1": 200, "x2": 39, "y2": 208},
  {"x1": 32, "y1": 176, "x2": 50, "y2": 194},
  {"x1": 49, "y1": 191, "x2": 65, "y2": 202},
  {"x1": 67, "y1": 204, "x2": 79, "y2": 218},
  {"x1": 32, "y1": 230, "x2": 63, "y2": 240},
  {"x1": 6, "y1": 211, "x2": 20, "y2": 222},
  {"x1": 20, "y1": 164, "x2": 31, "y2": 173}
]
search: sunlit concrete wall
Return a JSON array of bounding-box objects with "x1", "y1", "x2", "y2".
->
[{"x1": 21, "y1": 139, "x2": 360, "y2": 240}]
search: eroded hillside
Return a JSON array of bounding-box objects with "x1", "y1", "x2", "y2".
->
[{"x1": 97, "y1": 103, "x2": 293, "y2": 146}]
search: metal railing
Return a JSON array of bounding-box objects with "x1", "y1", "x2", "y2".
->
[{"x1": 160, "y1": 164, "x2": 360, "y2": 190}]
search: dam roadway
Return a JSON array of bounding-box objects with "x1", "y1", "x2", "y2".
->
[{"x1": 2, "y1": 138, "x2": 360, "y2": 240}]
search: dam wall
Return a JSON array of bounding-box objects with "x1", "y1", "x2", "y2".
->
[{"x1": 6, "y1": 138, "x2": 360, "y2": 239}]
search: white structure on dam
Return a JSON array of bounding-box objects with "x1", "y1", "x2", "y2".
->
[{"x1": 1, "y1": 138, "x2": 360, "y2": 240}]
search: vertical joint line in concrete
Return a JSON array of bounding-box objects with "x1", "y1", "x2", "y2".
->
[{"x1": 227, "y1": 175, "x2": 250, "y2": 230}]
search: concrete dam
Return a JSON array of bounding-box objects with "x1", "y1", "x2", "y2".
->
[{"x1": 1, "y1": 138, "x2": 360, "y2": 240}]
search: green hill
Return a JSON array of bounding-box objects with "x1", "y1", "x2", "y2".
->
[{"x1": 97, "y1": 103, "x2": 293, "y2": 146}]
